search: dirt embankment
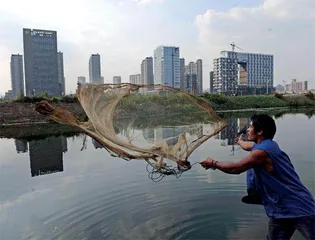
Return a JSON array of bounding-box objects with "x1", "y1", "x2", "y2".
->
[{"x1": 0, "y1": 101, "x2": 86, "y2": 125}]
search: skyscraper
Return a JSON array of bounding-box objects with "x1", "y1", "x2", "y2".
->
[
  {"x1": 213, "y1": 51, "x2": 274, "y2": 94},
  {"x1": 154, "y1": 46, "x2": 180, "y2": 88},
  {"x1": 141, "y1": 57, "x2": 154, "y2": 85},
  {"x1": 89, "y1": 54, "x2": 102, "y2": 84},
  {"x1": 23, "y1": 28, "x2": 61, "y2": 96},
  {"x1": 113, "y1": 76, "x2": 121, "y2": 84},
  {"x1": 184, "y1": 62, "x2": 197, "y2": 95},
  {"x1": 183, "y1": 59, "x2": 203, "y2": 95},
  {"x1": 57, "y1": 51, "x2": 65, "y2": 95},
  {"x1": 209, "y1": 71, "x2": 214, "y2": 93},
  {"x1": 196, "y1": 59, "x2": 203, "y2": 95},
  {"x1": 213, "y1": 57, "x2": 238, "y2": 94},
  {"x1": 10, "y1": 54, "x2": 24, "y2": 97},
  {"x1": 180, "y1": 58, "x2": 185, "y2": 90}
]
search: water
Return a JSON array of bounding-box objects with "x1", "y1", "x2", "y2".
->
[{"x1": 0, "y1": 112, "x2": 314, "y2": 240}]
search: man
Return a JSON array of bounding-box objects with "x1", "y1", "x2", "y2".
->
[{"x1": 200, "y1": 114, "x2": 315, "y2": 239}]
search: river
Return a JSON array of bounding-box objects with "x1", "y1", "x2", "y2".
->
[{"x1": 0, "y1": 112, "x2": 314, "y2": 239}]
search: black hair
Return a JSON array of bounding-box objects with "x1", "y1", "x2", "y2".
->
[{"x1": 251, "y1": 114, "x2": 276, "y2": 139}]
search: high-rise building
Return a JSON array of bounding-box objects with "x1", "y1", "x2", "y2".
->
[
  {"x1": 213, "y1": 51, "x2": 273, "y2": 94},
  {"x1": 57, "y1": 51, "x2": 65, "y2": 95},
  {"x1": 10, "y1": 54, "x2": 24, "y2": 97},
  {"x1": 113, "y1": 76, "x2": 121, "y2": 84},
  {"x1": 89, "y1": 54, "x2": 102, "y2": 84},
  {"x1": 213, "y1": 57, "x2": 238, "y2": 94},
  {"x1": 129, "y1": 74, "x2": 141, "y2": 84},
  {"x1": 286, "y1": 79, "x2": 308, "y2": 93},
  {"x1": 180, "y1": 58, "x2": 185, "y2": 90},
  {"x1": 209, "y1": 71, "x2": 214, "y2": 93},
  {"x1": 154, "y1": 46, "x2": 180, "y2": 88},
  {"x1": 183, "y1": 59, "x2": 203, "y2": 95},
  {"x1": 141, "y1": 57, "x2": 154, "y2": 86},
  {"x1": 78, "y1": 76, "x2": 86, "y2": 84},
  {"x1": 23, "y1": 28, "x2": 61, "y2": 96},
  {"x1": 184, "y1": 62, "x2": 197, "y2": 94},
  {"x1": 196, "y1": 59, "x2": 203, "y2": 95}
]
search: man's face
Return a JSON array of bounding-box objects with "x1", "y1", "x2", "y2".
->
[{"x1": 247, "y1": 121, "x2": 257, "y2": 141}]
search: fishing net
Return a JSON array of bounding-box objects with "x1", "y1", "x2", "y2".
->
[{"x1": 36, "y1": 83, "x2": 227, "y2": 181}]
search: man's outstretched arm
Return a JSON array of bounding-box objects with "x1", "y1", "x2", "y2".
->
[
  {"x1": 200, "y1": 149, "x2": 267, "y2": 175},
  {"x1": 236, "y1": 134, "x2": 255, "y2": 151}
]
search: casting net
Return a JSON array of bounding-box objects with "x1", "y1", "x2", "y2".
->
[{"x1": 36, "y1": 83, "x2": 227, "y2": 180}]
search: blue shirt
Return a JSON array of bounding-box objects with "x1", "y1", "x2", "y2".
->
[{"x1": 251, "y1": 139, "x2": 315, "y2": 218}]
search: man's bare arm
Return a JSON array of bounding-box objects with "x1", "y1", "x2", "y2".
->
[
  {"x1": 200, "y1": 149, "x2": 268, "y2": 175},
  {"x1": 238, "y1": 140, "x2": 255, "y2": 151}
]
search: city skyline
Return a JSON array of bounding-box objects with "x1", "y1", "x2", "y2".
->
[{"x1": 0, "y1": 0, "x2": 314, "y2": 95}]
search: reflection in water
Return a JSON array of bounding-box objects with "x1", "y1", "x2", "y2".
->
[
  {"x1": 0, "y1": 112, "x2": 314, "y2": 240},
  {"x1": 15, "y1": 139, "x2": 28, "y2": 153},
  {"x1": 29, "y1": 136, "x2": 67, "y2": 177},
  {"x1": 219, "y1": 119, "x2": 238, "y2": 145},
  {"x1": 92, "y1": 139, "x2": 104, "y2": 149},
  {"x1": 14, "y1": 136, "x2": 68, "y2": 177},
  {"x1": 217, "y1": 118, "x2": 251, "y2": 155}
]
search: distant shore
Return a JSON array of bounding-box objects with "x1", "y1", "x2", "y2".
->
[{"x1": 0, "y1": 93, "x2": 314, "y2": 126}]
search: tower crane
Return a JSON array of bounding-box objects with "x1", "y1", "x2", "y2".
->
[{"x1": 230, "y1": 42, "x2": 243, "y2": 52}]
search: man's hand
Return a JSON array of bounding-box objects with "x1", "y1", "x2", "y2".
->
[
  {"x1": 200, "y1": 157, "x2": 217, "y2": 170},
  {"x1": 235, "y1": 134, "x2": 254, "y2": 151},
  {"x1": 235, "y1": 134, "x2": 244, "y2": 145}
]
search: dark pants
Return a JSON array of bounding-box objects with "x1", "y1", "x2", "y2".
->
[{"x1": 266, "y1": 216, "x2": 315, "y2": 240}]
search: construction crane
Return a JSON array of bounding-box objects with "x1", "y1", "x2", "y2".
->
[{"x1": 230, "y1": 42, "x2": 243, "y2": 52}]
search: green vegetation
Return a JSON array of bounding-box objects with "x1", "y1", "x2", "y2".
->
[
  {"x1": 218, "y1": 108, "x2": 315, "y2": 120},
  {"x1": 14, "y1": 92, "x2": 78, "y2": 103},
  {"x1": 305, "y1": 91, "x2": 315, "y2": 101},
  {"x1": 7, "y1": 91, "x2": 315, "y2": 115},
  {"x1": 0, "y1": 122, "x2": 81, "y2": 140},
  {"x1": 201, "y1": 93, "x2": 315, "y2": 110},
  {"x1": 116, "y1": 92, "x2": 200, "y2": 118}
]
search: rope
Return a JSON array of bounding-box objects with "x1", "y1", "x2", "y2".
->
[{"x1": 146, "y1": 161, "x2": 200, "y2": 183}]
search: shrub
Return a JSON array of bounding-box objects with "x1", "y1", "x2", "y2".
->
[
  {"x1": 305, "y1": 91, "x2": 315, "y2": 101},
  {"x1": 205, "y1": 94, "x2": 229, "y2": 105},
  {"x1": 275, "y1": 92, "x2": 284, "y2": 99}
]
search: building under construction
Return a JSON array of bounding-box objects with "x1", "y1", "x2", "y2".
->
[{"x1": 212, "y1": 46, "x2": 274, "y2": 95}]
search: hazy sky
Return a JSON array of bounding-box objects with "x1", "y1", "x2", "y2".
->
[{"x1": 0, "y1": 0, "x2": 314, "y2": 95}]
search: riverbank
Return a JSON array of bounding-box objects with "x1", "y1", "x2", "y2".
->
[{"x1": 0, "y1": 93, "x2": 314, "y2": 125}]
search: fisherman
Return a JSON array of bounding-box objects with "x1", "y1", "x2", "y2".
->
[{"x1": 200, "y1": 114, "x2": 315, "y2": 239}]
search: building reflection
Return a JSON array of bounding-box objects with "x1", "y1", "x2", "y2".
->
[
  {"x1": 27, "y1": 136, "x2": 67, "y2": 177},
  {"x1": 187, "y1": 125, "x2": 204, "y2": 139},
  {"x1": 142, "y1": 125, "x2": 204, "y2": 146},
  {"x1": 218, "y1": 118, "x2": 250, "y2": 146},
  {"x1": 218, "y1": 119, "x2": 239, "y2": 145},
  {"x1": 15, "y1": 139, "x2": 28, "y2": 153},
  {"x1": 92, "y1": 139, "x2": 104, "y2": 149},
  {"x1": 154, "y1": 127, "x2": 183, "y2": 146},
  {"x1": 142, "y1": 128, "x2": 155, "y2": 142}
]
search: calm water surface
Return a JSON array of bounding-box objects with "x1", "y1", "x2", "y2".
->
[{"x1": 0, "y1": 113, "x2": 314, "y2": 240}]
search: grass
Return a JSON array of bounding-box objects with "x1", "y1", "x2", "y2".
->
[
  {"x1": 7, "y1": 91, "x2": 315, "y2": 111},
  {"x1": 201, "y1": 93, "x2": 315, "y2": 110}
]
